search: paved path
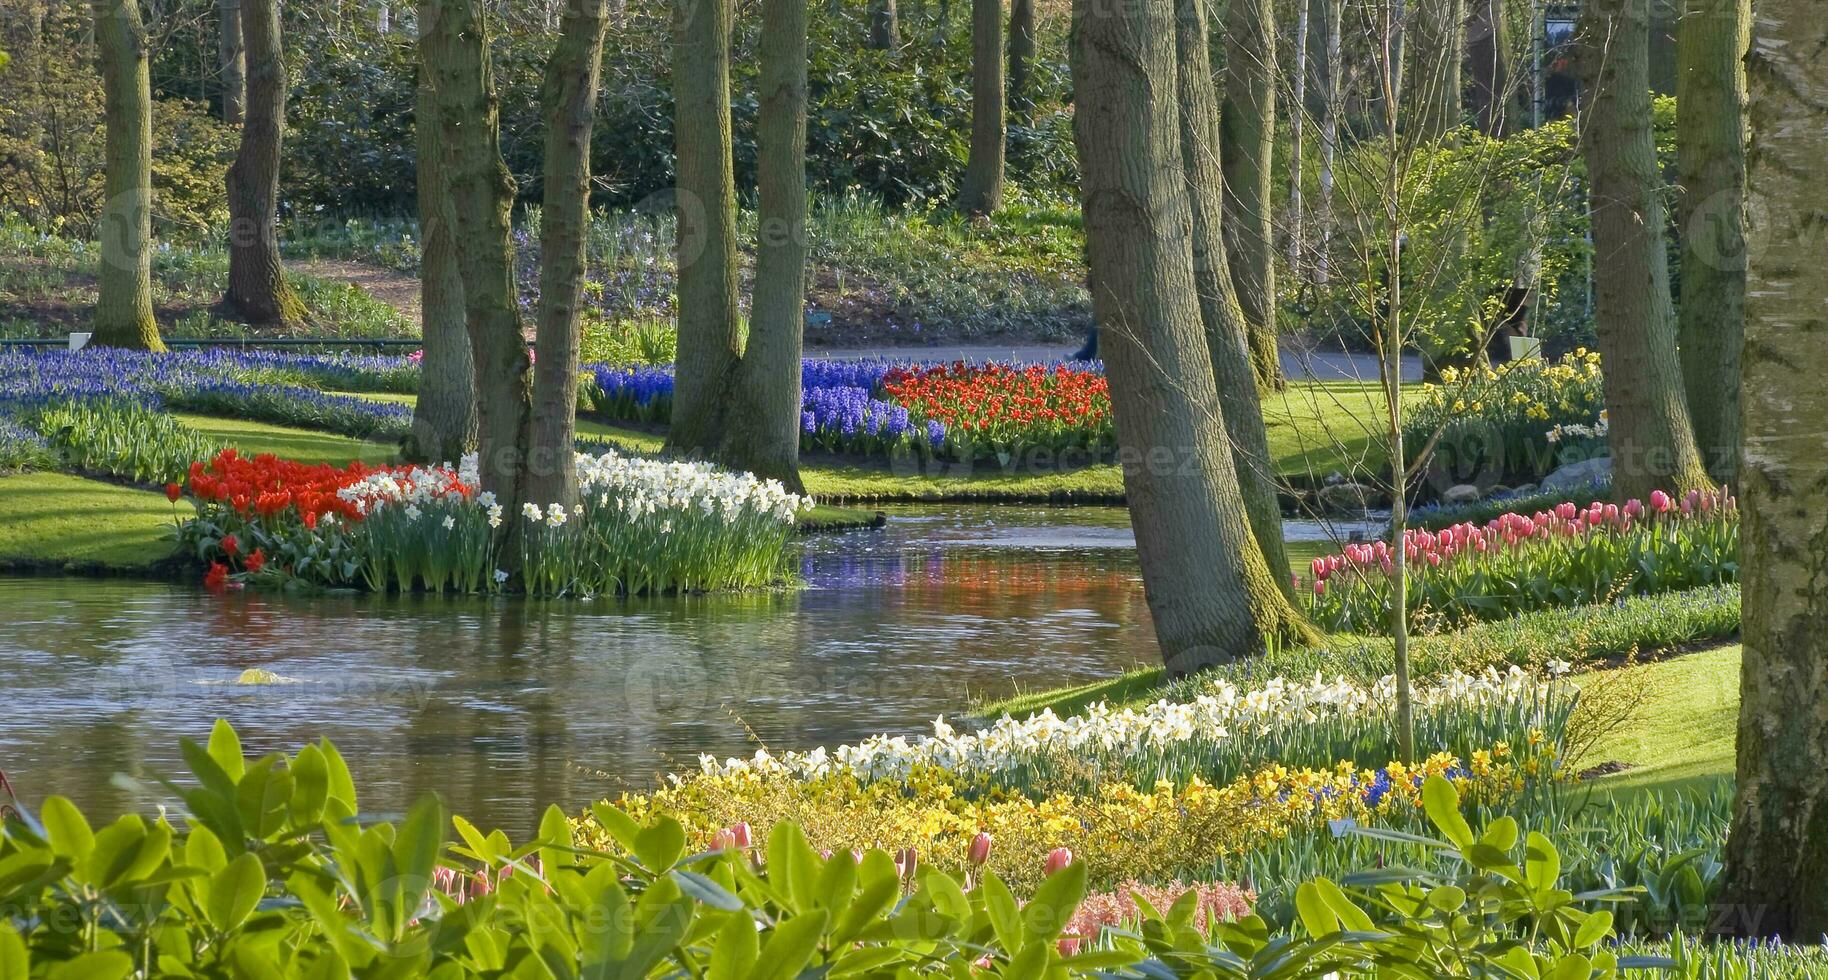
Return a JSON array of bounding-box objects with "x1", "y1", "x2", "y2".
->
[
  {"x1": 810, "y1": 343, "x2": 1422, "y2": 382},
  {"x1": 294, "y1": 257, "x2": 1424, "y2": 382}
]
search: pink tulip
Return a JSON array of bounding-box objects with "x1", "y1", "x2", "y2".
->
[
  {"x1": 1650, "y1": 489, "x2": 1673, "y2": 513},
  {"x1": 1058, "y1": 935, "x2": 1082, "y2": 957},
  {"x1": 969, "y1": 832, "x2": 993, "y2": 866},
  {"x1": 1624, "y1": 498, "x2": 1644, "y2": 520},
  {"x1": 712, "y1": 828, "x2": 737, "y2": 852},
  {"x1": 896, "y1": 846, "x2": 919, "y2": 880},
  {"x1": 1045, "y1": 847, "x2": 1075, "y2": 876},
  {"x1": 1312, "y1": 579, "x2": 1327, "y2": 597},
  {"x1": 730, "y1": 822, "x2": 752, "y2": 849}
]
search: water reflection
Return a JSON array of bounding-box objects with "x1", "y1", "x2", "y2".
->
[{"x1": 0, "y1": 505, "x2": 1159, "y2": 830}]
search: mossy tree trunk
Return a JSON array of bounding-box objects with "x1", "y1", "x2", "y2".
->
[
  {"x1": 1221, "y1": 0, "x2": 1284, "y2": 390},
  {"x1": 1718, "y1": 0, "x2": 1828, "y2": 939},
  {"x1": 525, "y1": 0, "x2": 609, "y2": 510},
  {"x1": 223, "y1": 0, "x2": 306, "y2": 329},
  {"x1": 1174, "y1": 0, "x2": 1301, "y2": 601},
  {"x1": 1007, "y1": 0, "x2": 1035, "y2": 117},
  {"x1": 91, "y1": 0, "x2": 163, "y2": 351},
  {"x1": 956, "y1": 0, "x2": 1004, "y2": 216},
  {"x1": 664, "y1": 0, "x2": 744, "y2": 459},
  {"x1": 409, "y1": 56, "x2": 475, "y2": 466},
  {"x1": 1675, "y1": 0, "x2": 1750, "y2": 486},
  {"x1": 219, "y1": 0, "x2": 244, "y2": 125},
  {"x1": 714, "y1": 0, "x2": 809, "y2": 492},
  {"x1": 422, "y1": 0, "x2": 531, "y2": 517},
  {"x1": 1577, "y1": 0, "x2": 1712, "y2": 502},
  {"x1": 1071, "y1": 0, "x2": 1312, "y2": 677}
]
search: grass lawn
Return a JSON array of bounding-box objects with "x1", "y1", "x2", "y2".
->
[
  {"x1": 175, "y1": 414, "x2": 398, "y2": 465},
  {"x1": 0, "y1": 472, "x2": 178, "y2": 568},
  {"x1": 1580, "y1": 644, "x2": 1739, "y2": 797}
]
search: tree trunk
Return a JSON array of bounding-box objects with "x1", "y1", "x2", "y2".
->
[
  {"x1": 1407, "y1": 0, "x2": 1465, "y2": 139},
  {"x1": 422, "y1": 0, "x2": 532, "y2": 516},
  {"x1": 1072, "y1": 0, "x2": 1309, "y2": 676},
  {"x1": 1288, "y1": 0, "x2": 1309, "y2": 275},
  {"x1": 1317, "y1": 0, "x2": 1341, "y2": 286},
  {"x1": 409, "y1": 57, "x2": 475, "y2": 465},
  {"x1": 1675, "y1": 0, "x2": 1749, "y2": 486},
  {"x1": 1007, "y1": 0, "x2": 1035, "y2": 116},
  {"x1": 869, "y1": 0, "x2": 898, "y2": 49},
  {"x1": 223, "y1": 0, "x2": 306, "y2": 328},
  {"x1": 525, "y1": 0, "x2": 609, "y2": 510},
  {"x1": 91, "y1": 0, "x2": 162, "y2": 351},
  {"x1": 1469, "y1": 0, "x2": 1512, "y2": 135},
  {"x1": 1576, "y1": 0, "x2": 1712, "y2": 502},
  {"x1": 664, "y1": 0, "x2": 744, "y2": 458},
  {"x1": 1718, "y1": 0, "x2": 1828, "y2": 939},
  {"x1": 716, "y1": 0, "x2": 809, "y2": 493},
  {"x1": 1221, "y1": 0, "x2": 1284, "y2": 390},
  {"x1": 219, "y1": 0, "x2": 244, "y2": 125},
  {"x1": 1174, "y1": 0, "x2": 1304, "y2": 605},
  {"x1": 955, "y1": 0, "x2": 1005, "y2": 216}
]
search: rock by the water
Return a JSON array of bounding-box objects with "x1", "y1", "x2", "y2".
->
[
  {"x1": 1443, "y1": 484, "x2": 1483, "y2": 505},
  {"x1": 1541, "y1": 456, "x2": 1612, "y2": 493},
  {"x1": 1317, "y1": 482, "x2": 1377, "y2": 515}
]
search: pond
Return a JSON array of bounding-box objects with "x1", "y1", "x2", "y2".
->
[{"x1": 0, "y1": 504, "x2": 1375, "y2": 831}]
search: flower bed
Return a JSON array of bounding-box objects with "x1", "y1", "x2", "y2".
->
[
  {"x1": 0, "y1": 349, "x2": 413, "y2": 442},
  {"x1": 590, "y1": 359, "x2": 1112, "y2": 464},
  {"x1": 1302, "y1": 489, "x2": 1739, "y2": 633},
  {"x1": 699, "y1": 665, "x2": 1571, "y2": 794},
  {"x1": 173, "y1": 447, "x2": 811, "y2": 596},
  {"x1": 1404, "y1": 350, "x2": 1607, "y2": 485}
]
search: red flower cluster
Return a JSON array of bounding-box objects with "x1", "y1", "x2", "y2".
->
[
  {"x1": 178, "y1": 448, "x2": 457, "y2": 527},
  {"x1": 883, "y1": 362, "x2": 1111, "y2": 437}
]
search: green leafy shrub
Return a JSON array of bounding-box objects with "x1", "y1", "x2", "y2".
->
[{"x1": 23, "y1": 399, "x2": 222, "y2": 485}]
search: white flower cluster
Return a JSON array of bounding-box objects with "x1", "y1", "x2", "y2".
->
[
  {"x1": 1546, "y1": 410, "x2": 1610, "y2": 445},
  {"x1": 335, "y1": 464, "x2": 472, "y2": 517},
  {"x1": 573, "y1": 449, "x2": 814, "y2": 525},
  {"x1": 698, "y1": 663, "x2": 1569, "y2": 783}
]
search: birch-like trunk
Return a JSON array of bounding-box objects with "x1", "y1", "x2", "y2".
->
[{"x1": 1718, "y1": 0, "x2": 1828, "y2": 939}]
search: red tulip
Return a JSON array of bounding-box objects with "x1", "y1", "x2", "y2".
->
[
  {"x1": 968, "y1": 832, "x2": 993, "y2": 866},
  {"x1": 165, "y1": 483, "x2": 183, "y2": 503}
]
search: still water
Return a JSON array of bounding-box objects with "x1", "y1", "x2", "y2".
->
[
  {"x1": 0, "y1": 505, "x2": 1162, "y2": 829},
  {"x1": 0, "y1": 504, "x2": 1374, "y2": 830}
]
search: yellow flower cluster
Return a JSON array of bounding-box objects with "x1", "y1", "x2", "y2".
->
[
  {"x1": 579, "y1": 746, "x2": 1551, "y2": 892},
  {"x1": 1415, "y1": 350, "x2": 1603, "y2": 433}
]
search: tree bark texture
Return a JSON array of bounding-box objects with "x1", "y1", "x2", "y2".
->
[
  {"x1": 526, "y1": 0, "x2": 609, "y2": 509},
  {"x1": 716, "y1": 0, "x2": 810, "y2": 492},
  {"x1": 1174, "y1": 0, "x2": 1305, "y2": 606},
  {"x1": 91, "y1": 0, "x2": 163, "y2": 351},
  {"x1": 956, "y1": 0, "x2": 1005, "y2": 215},
  {"x1": 1719, "y1": 0, "x2": 1828, "y2": 940},
  {"x1": 219, "y1": 0, "x2": 244, "y2": 125},
  {"x1": 410, "y1": 57, "x2": 476, "y2": 466},
  {"x1": 1469, "y1": 0, "x2": 1512, "y2": 134},
  {"x1": 422, "y1": 0, "x2": 532, "y2": 513},
  {"x1": 664, "y1": 0, "x2": 744, "y2": 458},
  {"x1": 1007, "y1": 0, "x2": 1035, "y2": 116},
  {"x1": 1675, "y1": 0, "x2": 1750, "y2": 485},
  {"x1": 1072, "y1": 0, "x2": 1305, "y2": 675},
  {"x1": 1221, "y1": 0, "x2": 1285, "y2": 390},
  {"x1": 1577, "y1": 0, "x2": 1712, "y2": 502},
  {"x1": 224, "y1": 0, "x2": 306, "y2": 328}
]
